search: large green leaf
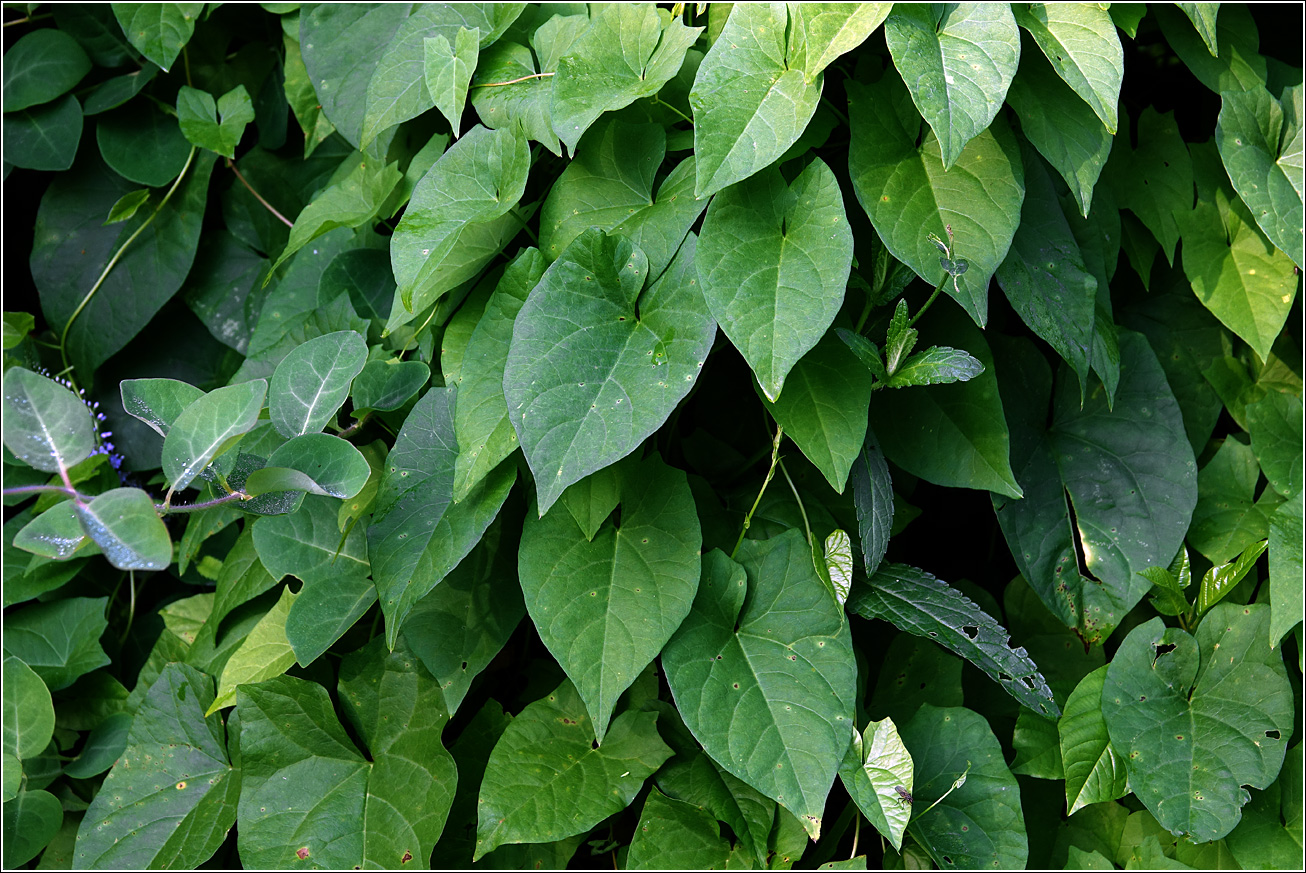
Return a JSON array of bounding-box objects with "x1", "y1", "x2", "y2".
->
[
  {"x1": 2, "y1": 789, "x2": 63, "y2": 868},
  {"x1": 95, "y1": 98, "x2": 191, "y2": 187},
  {"x1": 551, "y1": 4, "x2": 701, "y2": 152},
  {"x1": 1107, "y1": 108, "x2": 1192, "y2": 265},
  {"x1": 519, "y1": 454, "x2": 700, "y2": 743},
  {"x1": 74, "y1": 664, "x2": 237, "y2": 869},
  {"x1": 901, "y1": 705, "x2": 1026, "y2": 869},
  {"x1": 505, "y1": 230, "x2": 715, "y2": 514},
  {"x1": 1268, "y1": 490, "x2": 1303, "y2": 648},
  {"x1": 849, "y1": 564, "x2": 1058, "y2": 717},
  {"x1": 73, "y1": 488, "x2": 171, "y2": 572},
  {"x1": 662, "y1": 535, "x2": 858, "y2": 839},
  {"x1": 1217, "y1": 85, "x2": 1304, "y2": 269},
  {"x1": 698, "y1": 158, "x2": 852, "y2": 401},
  {"x1": 270, "y1": 156, "x2": 403, "y2": 274},
  {"x1": 875, "y1": 304, "x2": 1023, "y2": 498},
  {"x1": 1012, "y1": 3, "x2": 1123, "y2": 133},
  {"x1": 884, "y1": 3, "x2": 1020, "y2": 169},
  {"x1": 993, "y1": 332, "x2": 1197, "y2": 643},
  {"x1": 2, "y1": 657, "x2": 54, "y2": 764},
  {"x1": 237, "y1": 641, "x2": 457, "y2": 869},
  {"x1": 1187, "y1": 437, "x2": 1282, "y2": 565},
  {"x1": 1, "y1": 368, "x2": 96, "y2": 474},
  {"x1": 1247, "y1": 389, "x2": 1304, "y2": 500},
  {"x1": 2, "y1": 29, "x2": 91, "y2": 112},
  {"x1": 111, "y1": 2, "x2": 202, "y2": 72},
  {"x1": 162, "y1": 379, "x2": 266, "y2": 493},
  {"x1": 268, "y1": 330, "x2": 368, "y2": 439},
  {"x1": 387, "y1": 124, "x2": 529, "y2": 333},
  {"x1": 847, "y1": 72, "x2": 1024, "y2": 326},
  {"x1": 473, "y1": 679, "x2": 672, "y2": 859},
  {"x1": 1102, "y1": 606, "x2": 1294, "y2": 842},
  {"x1": 689, "y1": 3, "x2": 822, "y2": 198},
  {"x1": 539, "y1": 121, "x2": 707, "y2": 278},
  {"x1": 2, "y1": 597, "x2": 109, "y2": 692},
  {"x1": 1060, "y1": 665, "x2": 1129, "y2": 815},
  {"x1": 626, "y1": 788, "x2": 736, "y2": 869},
  {"x1": 838, "y1": 718, "x2": 914, "y2": 852}
]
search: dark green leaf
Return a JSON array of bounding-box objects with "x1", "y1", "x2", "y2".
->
[
  {"x1": 2, "y1": 656, "x2": 54, "y2": 764},
  {"x1": 850, "y1": 426, "x2": 893, "y2": 579},
  {"x1": 244, "y1": 433, "x2": 371, "y2": 499},
  {"x1": 2, "y1": 789, "x2": 62, "y2": 868},
  {"x1": 1247, "y1": 389, "x2": 1304, "y2": 499},
  {"x1": 2, "y1": 368, "x2": 97, "y2": 474},
  {"x1": 349, "y1": 360, "x2": 429, "y2": 413},
  {"x1": 626, "y1": 788, "x2": 734, "y2": 869},
  {"x1": 1188, "y1": 437, "x2": 1282, "y2": 565},
  {"x1": 162, "y1": 379, "x2": 266, "y2": 492},
  {"x1": 1153, "y1": 3, "x2": 1267, "y2": 95},
  {"x1": 82, "y1": 66, "x2": 159, "y2": 116},
  {"x1": 73, "y1": 488, "x2": 171, "y2": 572},
  {"x1": 1108, "y1": 108, "x2": 1192, "y2": 264},
  {"x1": 95, "y1": 100, "x2": 192, "y2": 188},
  {"x1": 111, "y1": 2, "x2": 203, "y2": 71},
  {"x1": 2, "y1": 29, "x2": 91, "y2": 112},
  {"x1": 2, "y1": 597, "x2": 109, "y2": 692},
  {"x1": 1225, "y1": 741, "x2": 1304, "y2": 869},
  {"x1": 2, "y1": 94, "x2": 82, "y2": 172}
]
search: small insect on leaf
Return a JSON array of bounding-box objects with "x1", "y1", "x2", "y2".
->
[{"x1": 894, "y1": 785, "x2": 913, "y2": 806}]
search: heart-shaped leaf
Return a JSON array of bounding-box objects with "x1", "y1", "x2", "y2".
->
[{"x1": 1012, "y1": 2, "x2": 1123, "y2": 133}]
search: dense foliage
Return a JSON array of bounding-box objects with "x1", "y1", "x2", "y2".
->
[{"x1": 2, "y1": 2, "x2": 1302, "y2": 869}]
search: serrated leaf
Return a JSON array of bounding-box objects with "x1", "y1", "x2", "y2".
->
[
  {"x1": 900, "y1": 704, "x2": 1027, "y2": 869},
  {"x1": 1247, "y1": 386, "x2": 1304, "y2": 500},
  {"x1": 848, "y1": 73, "x2": 1025, "y2": 327},
  {"x1": 73, "y1": 488, "x2": 171, "y2": 572},
  {"x1": 626, "y1": 788, "x2": 735, "y2": 869},
  {"x1": 208, "y1": 585, "x2": 296, "y2": 713},
  {"x1": 824, "y1": 530, "x2": 853, "y2": 607},
  {"x1": 2, "y1": 597, "x2": 109, "y2": 692},
  {"x1": 689, "y1": 3, "x2": 822, "y2": 198},
  {"x1": 994, "y1": 332, "x2": 1197, "y2": 643},
  {"x1": 162, "y1": 379, "x2": 266, "y2": 493},
  {"x1": 519, "y1": 454, "x2": 700, "y2": 743},
  {"x1": 268, "y1": 330, "x2": 367, "y2": 438},
  {"x1": 473, "y1": 679, "x2": 672, "y2": 859},
  {"x1": 1102, "y1": 606, "x2": 1294, "y2": 842},
  {"x1": 837, "y1": 328, "x2": 887, "y2": 382},
  {"x1": 387, "y1": 124, "x2": 529, "y2": 333},
  {"x1": 2, "y1": 368, "x2": 97, "y2": 474},
  {"x1": 1197, "y1": 539, "x2": 1268, "y2": 614},
  {"x1": 270, "y1": 157, "x2": 403, "y2": 274},
  {"x1": 838, "y1": 718, "x2": 913, "y2": 852},
  {"x1": 884, "y1": 3, "x2": 1021, "y2": 169},
  {"x1": 1013, "y1": 3, "x2": 1123, "y2": 133},
  {"x1": 176, "y1": 85, "x2": 254, "y2": 159},
  {"x1": 244, "y1": 433, "x2": 371, "y2": 499},
  {"x1": 425, "y1": 28, "x2": 479, "y2": 138},
  {"x1": 237, "y1": 642, "x2": 457, "y2": 869},
  {"x1": 505, "y1": 230, "x2": 715, "y2": 514},
  {"x1": 1060, "y1": 665, "x2": 1129, "y2": 815},
  {"x1": 75, "y1": 664, "x2": 236, "y2": 869},
  {"x1": 662, "y1": 535, "x2": 858, "y2": 839},
  {"x1": 698, "y1": 157, "x2": 852, "y2": 401},
  {"x1": 3, "y1": 657, "x2": 54, "y2": 763},
  {"x1": 111, "y1": 3, "x2": 202, "y2": 72},
  {"x1": 849, "y1": 564, "x2": 1058, "y2": 717},
  {"x1": 885, "y1": 346, "x2": 984, "y2": 388}
]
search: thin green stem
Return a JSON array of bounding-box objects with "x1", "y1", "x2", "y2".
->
[
  {"x1": 731, "y1": 423, "x2": 784, "y2": 560},
  {"x1": 821, "y1": 95, "x2": 850, "y2": 127},
  {"x1": 654, "y1": 96, "x2": 694, "y2": 126},
  {"x1": 60, "y1": 146, "x2": 198, "y2": 375},
  {"x1": 117, "y1": 571, "x2": 137, "y2": 645},
  {"x1": 906, "y1": 273, "x2": 947, "y2": 330},
  {"x1": 3, "y1": 13, "x2": 52, "y2": 26},
  {"x1": 511, "y1": 207, "x2": 538, "y2": 244},
  {"x1": 849, "y1": 811, "x2": 861, "y2": 859},
  {"x1": 337, "y1": 411, "x2": 371, "y2": 440},
  {"x1": 777, "y1": 458, "x2": 812, "y2": 546},
  {"x1": 853, "y1": 293, "x2": 874, "y2": 334},
  {"x1": 158, "y1": 490, "x2": 252, "y2": 514}
]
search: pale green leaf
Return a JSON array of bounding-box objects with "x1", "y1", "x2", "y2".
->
[
  {"x1": 2, "y1": 368, "x2": 97, "y2": 474},
  {"x1": 425, "y1": 28, "x2": 479, "y2": 138},
  {"x1": 270, "y1": 156, "x2": 403, "y2": 274},
  {"x1": 1178, "y1": 3, "x2": 1222, "y2": 55},
  {"x1": 245, "y1": 433, "x2": 371, "y2": 500},
  {"x1": 1197, "y1": 539, "x2": 1268, "y2": 614},
  {"x1": 208, "y1": 585, "x2": 296, "y2": 713},
  {"x1": 73, "y1": 488, "x2": 171, "y2": 572},
  {"x1": 790, "y1": 3, "x2": 892, "y2": 79},
  {"x1": 103, "y1": 188, "x2": 152, "y2": 225},
  {"x1": 1060, "y1": 665, "x2": 1129, "y2": 815},
  {"x1": 119, "y1": 378, "x2": 204, "y2": 440},
  {"x1": 1013, "y1": 3, "x2": 1123, "y2": 133},
  {"x1": 838, "y1": 718, "x2": 913, "y2": 852},
  {"x1": 162, "y1": 379, "x2": 266, "y2": 493},
  {"x1": 268, "y1": 330, "x2": 368, "y2": 438},
  {"x1": 885, "y1": 346, "x2": 984, "y2": 389}
]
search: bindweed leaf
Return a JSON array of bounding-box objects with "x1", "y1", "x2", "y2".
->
[
  {"x1": 244, "y1": 433, "x2": 371, "y2": 499},
  {"x1": 838, "y1": 718, "x2": 913, "y2": 851},
  {"x1": 1012, "y1": 2, "x2": 1123, "y2": 133},
  {"x1": 176, "y1": 85, "x2": 255, "y2": 159},
  {"x1": 73, "y1": 488, "x2": 171, "y2": 571},
  {"x1": 111, "y1": 3, "x2": 202, "y2": 71},
  {"x1": 2, "y1": 597, "x2": 109, "y2": 692},
  {"x1": 2, "y1": 368, "x2": 97, "y2": 474},
  {"x1": 162, "y1": 379, "x2": 266, "y2": 493},
  {"x1": 269, "y1": 330, "x2": 367, "y2": 439}
]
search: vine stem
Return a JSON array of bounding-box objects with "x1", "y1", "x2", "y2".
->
[
  {"x1": 470, "y1": 71, "x2": 554, "y2": 89},
  {"x1": 849, "y1": 811, "x2": 861, "y2": 860},
  {"x1": 2, "y1": 484, "x2": 80, "y2": 500},
  {"x1": 60, "y1": 146, "x2": 198, "y2": 375},
  {"x1": 1, "y1": 484, "x2": 253, "y2": 515},
  {"x1": 906, "y1": 273, "x2": 947, "y2": 329},
  {"x1": 227, "y1": 157, "x2": 294, "y2": 227},
  {"x1": 654, "y1": 96, "x2": 694, "y2": 125},
  {"x1": 731, "y1": 422, "x2": 784, "y2": 559}
]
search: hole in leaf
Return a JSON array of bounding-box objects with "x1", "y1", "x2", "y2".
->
[
  {"x1": 961, "y1": 625, "x2": 978, "y2": 640},
  {"x1": 1064, "y1": 490, "x2": 1102, "y2": 582},
  {"x1": 1267, "y1": 729, "x2": 1281, "y2": 739},
  {"x1": 591, "y1": 739, "x2": 599, "y2": 750}
]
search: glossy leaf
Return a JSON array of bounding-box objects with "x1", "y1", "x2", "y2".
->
[
  {"x1": 74, "y1": 664, "x2": 237, "y2": 869},
  {"x1": 519, "y1": 453, "x2": 700, "y2": 742},
  {"x1": 73, "y1": 488, "x2": 171, "y2": 572},
  {"x1": 162, "y1": 379, "x2": 266, "y2": 493},
  {"x1": 1102, "y1": 606, "x2": 1294, "y2": 842},
  {"x1": 2, "y1": 29, "x2": 91, "y2": 112},
  {"x1": 2, "y1": 597, "x2": 110, "y2": 691},
  {"x1": 3, "y1": 656, "x2": 54, "y2": 763},
  {"x1": 838, "y1": 718, "x2": 913, "y2": 852},
  {"x1": 268, "y1": 330, "x2": 368, "y2": 439},
  {"x1": 662, "y1": 536, "x2": 858, "y2": 839},
  {"x1": 884, "y1": 3, "x2": 1021, "y2": 169},
  {"x1": 848, "y1": 72, "x2": 1025, "y2": 326},
  {"x1": 1060, "y1": 665, "x2": 1129, "y2": 815},
  {"x1": 110, "y1": 2, "x2": 202, "y2": 71},
  {"x1": 2, "y1": 368, "x2": 96, "y2": 474},
  {"x1": 505, "y1": 230, "x2": 714, "y2": 514},
  {"x1": 474, "y1": 679, "x2": 672, "y2": 859},
  {"x1": 698, "y1": 158, "x2": 852, "y2": 401},
  {"x1": 850, "y1": 426, "x2": 893, "y2": 579},
  {"x1": 1012, "y1": 3, "x2": 1123, "y2": 133},
  {"x1": 1196, "y1": 539, "x2": 1268, "y2": 614},
  {"x1": 849, "y1": 564, "x2": 1058, "y2": 717}
]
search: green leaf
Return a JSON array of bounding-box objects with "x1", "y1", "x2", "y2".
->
[
  {"x1": 901, "y1": 704, "x2": 1027, "y2": 869},
  {"x1": 789, "y1": 4, "x2": 892, "y2": 79},
  {"x1": 760, "y1": 331, "x2": 872, "y2": 492},
  {"x1": 162, "y1": 379, "x2": 266, "y2": 493},
  {"x1": 2, "y1": 94, "x2": 82, "y2": 172},
  {"x1": 2, "y1": 597, "x2": 109, "y2": 691},
  {"x1": 268, "y1": 330, "x2": 367, "y2": 439},
  {"x1": 875, "y1": 303, "x2": 1023, "y2": 498},
  {"x1": 103, "y1": 188, "x2": 152, "y2": 225},
  {"x1": 699, "y1": 158, "x2": 852, "y2": 401},
  {"x1": 824, "y1": 529, "x2": 853, "y2": 607},
  {"x1": 74, "y1": 664, "x2": 237, "y2": 868},
  {"x1": 1197, "y1": 539, "x2": 1268, "y2": 614},
  {"x1": 994, "y1": 332, "x2": 1197, "y2": 643},
  {"x1": 237, "y1": 642, "x2": 457, "y2": 869},
  {"x1": 176, "y1": 85, "x2": 254, "y2": 160},
  {"x1": 111, "y1": 2, "x2": 202, "y2": 71},
  {"x1": 885, "y1": 346, "x2": 985, "y2": 389},
  {"x1": 1178, "y1": 3, "x2": 1221, "y2": 55},
  {"x1": 2, "y1": 368, "x2": 97, "y2": 474},
  {"x1": 849, "y1": 564, "x2": 1058, "y2": 717},
  {"x1": 1102, "y1": 606, "x2": 1294, "y2": 842},
  {"x1": 82, "y1": 65, "x2": 159, "y2": 115},
  {"x1": 245, "y1": 433, "x2": 371, "y2": 499},
  {"x1": 208, "y1": 585, "x2": 296, "y2": 713},
  {"x1": 838, "y1": 718, "x2": 913, "y2": 852},
  {"x1": 662, "y1": 535, "x2": 858, "y2": 839},
  {"x1": 551, "y1": 4, "x2": 701, "y2": 153},
  {"x1": 2, "y1": 789, "x2": 63, "y2": 868},
  {"x1": 473, "y1": 679, "x2": 672, "y2": 859},
  {"x1": 1268, "y1": 490, "x2": 1304, "y2": 647},
  {"x1": 64, "y1": 711, "x2": 133, "y2": 779},
  {"x1": 1011, "y1": 709, "x2": 1063, "y2": 778},
  {"x1": 3, "y1": 657, "x2": 54, "y2": 763},
  {"x1": 850, "y1": 427, "x2": 893, "y2": 578},
  {"x1": 1153, "y1": 3, "x2": 1266, "y2": 95},
  {"x1": 1217, "y1": 85, "x2": 1304, "y2": 268},
  {"x1": 95, "y1": 99, "x2": 191, "y2": 187},
  {"x1": 689, "y1": 3, "x2": 822, "y2": 198},
  {"x1": 73, "y1": 488, "x2": 171, "y2": 572},
  {"x1": 540, "y1": 121, "x2": 708, "y2": 279},
  {"x1": 1012, "y1": 2, "x2": 1123, "y2": 133},
  {"x1": 387, "y1": 124, "x2": 529, "y2": 333},
  {"x1": 350, "y1": 360, "x2": 430, "y2": 413},
  {"x1": 884, "y1": 3, "x2": 1021, "y2": 169},
  {"x1": 452, "y1": 247, "x2": 546, "y2": 499},
  {"x1": 626, "y1": 788, "x2": 734, "y2": 870},
  {"x1": 848, "y1": 72, "x2": 1025, "y2": 326},
  {"x1": 1247, "y1": 382, "x2": 1304, "y2": 500},
  {"x1": 1188, "y1": 437, "x2": 1282, "y2": 565},
  {"x1": 425, "y1": 28, "x2": 479, "y2": 138},
  {"x1": 505, "y1": 230, "x2": 715, "y2": 514},
  {"x1": 519, "y1": 453, "x2": 700, "y2": 743},
  {"x1": 2, "y1": 29, "x2": 91, "y2": 112},
  {"x1": 2, "y1": 312, "x2": 35, "y2": 350},
  {"x1": 1225, "y1": 741, "x2": 1304, "y2": 869},
  {"x1": 270, "y1": 157, "x2": 403, "y2": 274},
  {"x1": 13, "y1": 500, "x2": 97, "y2": 562},
  {"x1": 1108, "y1": 108, "x2": 1192, "y2": 265},
  {"x1": 1060, "y1": 665, "x2": 1129, "y2": 815}
]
